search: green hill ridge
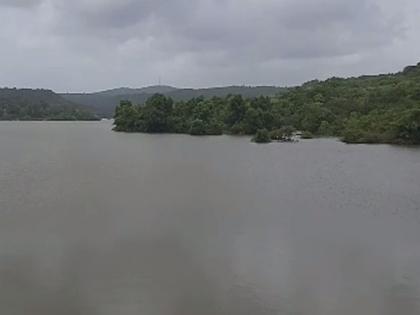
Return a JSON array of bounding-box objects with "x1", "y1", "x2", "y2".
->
[{"x1": 0, "y1": 88, "x2": 98, "y2": 121}]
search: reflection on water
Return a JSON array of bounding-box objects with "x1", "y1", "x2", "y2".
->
[{"x1": 0, "y1": 121, "x2": 419, "y2": 315}]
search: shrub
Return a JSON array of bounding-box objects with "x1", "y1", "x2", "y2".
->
[
  {"x1": 189, "y1": 119, "x2": 207, "y2": 135},
  {"x1": 252, "y1": 129, "x2": 271, "y2": 143}
]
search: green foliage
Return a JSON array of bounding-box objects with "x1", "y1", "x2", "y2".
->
[
  {"x1": 341, "y1": 111, "x2": 400, "y2": 143},
  {"x1": 318, "y1": 121, "x2": 333, "y2": 136},
  {"x1": 206, "y1": 120, "x2": 224, "y2": 135},
  {"x1": 252, "y1": 129, "x2": 271, "y2": 143},
  {"x1": 189, "y1": 119, "x2": 207, "y2": 135},
  {"x1": 114, "y1": 62, "x2": 420, "y2": 144},
  {"x1": 142, "y1": 94, "x2": 174, "y2": 132},
  {"x1": 275, "y1": 62, "x2": 420, "y2": 144},
  {"x1": 395, "y1": 109, "x2": 420, "y2": 144},
  {"x1": 0, "y1": 88, "x2": 98, "y2": 121},
  {"x1": 225, "y1": 95, "x2": 246, "y2": 128}
]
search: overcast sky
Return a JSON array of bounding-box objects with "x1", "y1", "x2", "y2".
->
[{"x1": 0, "y1": 0, "x2": 419, "y2": 92}]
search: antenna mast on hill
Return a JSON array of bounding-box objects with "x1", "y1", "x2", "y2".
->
[{"x1": 158, "y1": 76, "x2": 162, "y2": 86}]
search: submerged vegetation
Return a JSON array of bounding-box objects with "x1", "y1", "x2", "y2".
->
[{"x1": 114, "y1": 63, "x2": 420, "y2": 144}]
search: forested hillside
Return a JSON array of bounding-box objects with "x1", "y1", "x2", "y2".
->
[
  {"x1": 113, "y1": 63, "x2": 420, "y2": 144},
  {"x1": 0, "y1": 88, "x2": 98, "y2": 121},
  {"x1": 279, "y1": 62, "x2": 420, "y2": 143}
]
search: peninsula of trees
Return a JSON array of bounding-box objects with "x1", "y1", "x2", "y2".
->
[{"x1": 113, "y1": 63, "x2": 420, "y2": 145}]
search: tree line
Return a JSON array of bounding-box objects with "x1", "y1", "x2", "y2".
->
[{"x1": 114, "y1": 62, "x2": 420, "y2": 144}]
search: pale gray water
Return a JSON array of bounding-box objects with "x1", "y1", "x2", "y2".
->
[{"x1": 0, "y1": 121, "x2": 420, "y2": 315}]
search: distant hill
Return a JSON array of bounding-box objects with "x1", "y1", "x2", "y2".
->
[
  {"x1": 0, "y1": 88, "x2": 98, "y2": 121},
  {"x1": 61, "y1": 86, "x2": 286, "y2": 118},
  {"x1": 95, "y1": 85, "x2": 178, "y2": 97}
]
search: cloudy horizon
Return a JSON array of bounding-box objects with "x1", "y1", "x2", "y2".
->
[{"x1": 0, "y1": 0, "x2": 419, "y2": 93}]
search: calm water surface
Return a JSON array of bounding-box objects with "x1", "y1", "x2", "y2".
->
[{"x1": 0, "y1": 121, "x2": 420, "y2": 315}]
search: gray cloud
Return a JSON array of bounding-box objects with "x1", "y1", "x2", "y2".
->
[
  {"x1": 0, "y1": 0, "x2": 41, "y2": 7},
  {"x1": 0, "y1": 0, "x2": 419, "y2": 91}
]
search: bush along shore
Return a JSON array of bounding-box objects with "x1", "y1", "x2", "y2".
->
[{"x1": 114, "y1": 63, "x2": 420, "y2": 145}]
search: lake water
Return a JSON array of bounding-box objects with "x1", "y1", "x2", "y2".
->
[{"x1": 0, "y1": 121, "x2": 419, "y2": 315}]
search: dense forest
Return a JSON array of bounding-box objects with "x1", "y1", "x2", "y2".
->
[
  {"x1": 114, "y1": 63, "x2": 420, "y2": 144},
  {"x1": 62, "y1": 85, "x2": 285, "y2": 118},
  {"x1": 0, "y1": 88, "x2": 98, "y2": 121}
]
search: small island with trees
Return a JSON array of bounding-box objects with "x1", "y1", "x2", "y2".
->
[{"x1": 113, "y1": 62, "x2": 420, "y2": 145}]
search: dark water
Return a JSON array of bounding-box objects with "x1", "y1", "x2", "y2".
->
[{"x1": 0, "y1": 121, "x2": 420, "y2": 315}]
